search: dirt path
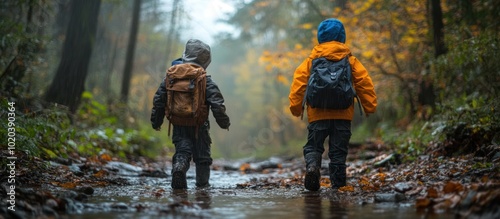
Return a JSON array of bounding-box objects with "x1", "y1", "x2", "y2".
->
[{"x1": 1, "y1": 148, "x2": 499, "y2": 218}]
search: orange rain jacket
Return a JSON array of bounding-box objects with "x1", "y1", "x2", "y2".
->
[{"x1": 289, "y1": 41, "x2": 377, "y2": 123}]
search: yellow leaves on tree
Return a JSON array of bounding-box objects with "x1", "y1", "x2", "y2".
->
[
  {"x1": 299, "y1": 23, "x2": 313, "y2": 30},
  {"x1": 337, "y1": 0, "x2": 431, "y2": 117},
  {"x1": 276, "y1": 74, "x2": 289, "y2": 85},
  {"x1": 259, "y1": 43, "x2": 310, "y2": 87},
  {"x1": 353, "y1": 0, "x2": 376, "y2": 15}
]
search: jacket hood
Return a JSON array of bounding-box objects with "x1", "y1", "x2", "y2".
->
[
  {"x1": 182, "y1": 39, "x2": 211, "y2": 69},
  {"x1": 317, "y1": 18, "x2": 346, "y2": 44},
  {"x1": 310, "y1": 41, "x2": 351, "y2": 61}
]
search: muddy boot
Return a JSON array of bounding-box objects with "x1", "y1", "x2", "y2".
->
[
  {"x1": 195, "y1": 165, "x2": 211, "y2": 188},
  {"x1": 304, "y1": 153, "x2": 322, "y2": 191},
  {"x1": 329, "y1": 163, "x2": 346, "y2": 189},
  {"x1": 171, "y1": 157, "x2": 189, "y2": 189}
]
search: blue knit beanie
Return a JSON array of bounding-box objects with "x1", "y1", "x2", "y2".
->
[{"x1": 317, "y1": 18, "x2": 346, "y2": 44}]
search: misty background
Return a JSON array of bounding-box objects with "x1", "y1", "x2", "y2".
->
[{"x1": 1, "y1": 0, "x2": 498, "y2": 160}]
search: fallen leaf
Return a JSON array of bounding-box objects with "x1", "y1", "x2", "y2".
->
[
  {"x1": 60, "y1": 182, "x2": 77, "y2": 189},
  {"x1": 443, "y1": 181, "x2": 464, "y2": 194},
  {"x1": 359, "y1": 176, "x2": 370, "y2": 186},
  {"x1": 481, "y1": 175, "x2": 489, "y2": 183},
  {"x1": 338, "y1": 185, "x2": 355, "y2": 192},
  {"x1": 320, "y1": 177, "x2": 331, "y2": 187},
  {"x1": 416, "y1": 197, "x2": 431, "y2": 209},
  {"x1": 94, "y1": 170, "x2": 108, "y2": 178},
  {"x1": 100, "y1": 154, "x2": 112, "y2": 162},
  {"x1": 427, "y1": 187, "x2": 439, "y2": 198},
  {"x1": 240, "y1": 163, "x2": 250, "y2": 173},
  {"x1": 377, "y1": 172, "x2": 386, "y2": 182}
]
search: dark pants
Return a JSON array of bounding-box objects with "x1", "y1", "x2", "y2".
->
[
  {"x1": 303, "y1": 120, "x2": 351, "y2": 165},
  {"x1": 172, "y1": 121, "x2": 212, "y2": 166}
]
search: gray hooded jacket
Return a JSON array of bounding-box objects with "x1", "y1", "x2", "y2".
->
[
  {"x1": 182, "y1": 39, "x2": 211, "y2": 69},
  {"x1": 151, "y1": 39, "x2": 230, "y2": 130}
]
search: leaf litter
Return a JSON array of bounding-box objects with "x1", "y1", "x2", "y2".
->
[{"x1": 1, "y1": 140, "x2": 499, "y2": 218}]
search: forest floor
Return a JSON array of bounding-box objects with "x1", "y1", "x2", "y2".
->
[{"x1": 1, "y1": 141, "x2": 499, "y2": 219}]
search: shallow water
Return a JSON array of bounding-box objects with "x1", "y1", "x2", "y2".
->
[{"x1": 60, "y1": 166, "x2": 455, "y2": 219}]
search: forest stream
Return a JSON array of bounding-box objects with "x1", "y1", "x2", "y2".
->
[{"x1": 2, "y1": 142, "x2": 499, "y2": 219}]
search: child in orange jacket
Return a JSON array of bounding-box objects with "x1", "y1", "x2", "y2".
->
[{"x1": 289, "y1": 18, "x2": 377, "y2": 191}]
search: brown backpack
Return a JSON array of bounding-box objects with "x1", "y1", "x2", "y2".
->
[{"x1": 164, "y1": 63, "x2": 209, "y2": 136}]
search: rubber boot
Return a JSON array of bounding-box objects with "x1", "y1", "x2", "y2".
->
[
  {"x1": 329, "y1": 163, "x2": 346, "y2": 189},
  {"x1": 195, "y1": 165, "x2": 211, "y2": 188},
  {"x1": 171, "y1": 157, "x2": 189, "y2": 189},
  {"x1": 304, "y1": 153, "x2": 322, "y2": 191}
]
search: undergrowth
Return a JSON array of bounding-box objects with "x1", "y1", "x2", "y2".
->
[{"x1": 0, "y1": 92, "x2": 169, "y2": 162}]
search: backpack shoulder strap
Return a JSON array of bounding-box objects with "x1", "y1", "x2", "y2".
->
[{"x1": 345, "y1": 54, "x2": 364, "y2": 116}]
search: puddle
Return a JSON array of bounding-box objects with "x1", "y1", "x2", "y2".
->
[{"x1": 57, "y1": 166, "x2": 455, "y2": 219}]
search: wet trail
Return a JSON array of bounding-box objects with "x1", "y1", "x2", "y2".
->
[
  {"x1": 2, "y1": 148, "x2": 498, "y2": 219},
  {"x1": 58, "y1": 164, "x2": 445, "y2": 219}
]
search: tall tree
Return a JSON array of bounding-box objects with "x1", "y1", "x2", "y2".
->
[
  {"x1": 45, "y1": 0, "x2": 101, "y2": 112},
  {"x1": 430, "y1": 0, "x2": 447, "y2": 57},
  {"x1": 164, "y1": 0, "x2": 180, "y2": 65},
  {"x1": 120, "y1": 0, "x2": 142, "y2": 104}
]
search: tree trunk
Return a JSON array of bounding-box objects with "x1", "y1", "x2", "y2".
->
[
  {"x1": 165, "y1": 0, "x2": 180, "y2": 66},
  {"x1": 120, "y1": 0, "x2": 142, "y2": 104},
  {"x1": 430, "y1": 0, "x2": 447, "y2": 57},
  {"x1": 414, "y1": 0, "x2": 445, "y2": 115},
  {"x1": 44, "y1": 0, "x2": 101, "y2": 112}
]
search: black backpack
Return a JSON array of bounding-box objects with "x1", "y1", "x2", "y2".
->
[{"x1": 303, "y1": 56, "x2": 362, "y2": 114}]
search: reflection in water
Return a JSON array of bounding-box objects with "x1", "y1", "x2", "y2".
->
[
  {"x1": 304, "y1": 192, "x2": 323, "y2": 219},
  {"x1": 329, "y1": 200, "x2": 348, "y2": 219},
  {"x1": 171, "y1": 189, "x2": 188, "y2": 201},
  {"x1": 195, "y1": 189, "x2": 212, "y2": 209},
  {"x1": 304, "y1": 191, "x2": 350, "y2": 219},
  {"x1": 171, "y1": 188, "x2": 212, "y2": 210}
]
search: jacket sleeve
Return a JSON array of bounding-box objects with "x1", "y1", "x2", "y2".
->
[
  {"x1": 206, "y1": 76, "x2": 230, "y2": 129},
  {"x1": 151, "y1": 79, "x2": 167, "y2": 129},
  {"x1": 350, "y1": 56, "x2": 377, "y2": 114},
  {"x1": 289, "y1": 58, "x2": 310, "y2": 117}
]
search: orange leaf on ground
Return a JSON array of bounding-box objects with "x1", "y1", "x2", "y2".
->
[
  {"x1": 427, "y1": 187, "x2": 439, "y2": 198},
  {"x1": 100, "y1": 154, "x2": 112, "y2": 162},
  {"x1": 416, "y1": 197, "x2": 431, "y2": 209},
  {"x1": 60, "y1": 182, "x2": 77, "y2": 189},
  {"x1": 94, "y1": 170, "x2": 108, "y2": 178},
  {"x1": 359, "y1": 176, "x2": 370, "y2": 186},
  {"x1": 376, "y1": 172, "x2": 386, "y2": 182},
  {"x1": 338, "y1": 185, "x2": 355, "y2": 192},
  {"x1": 240, "y1": 163, "x2": 250, "y2": 173},
  {"x1": 320, "y1": 177, "x2": 331, "y2": 187},
  {"x1": 481, "y1": 175, "x2": 489, "y2": 183},
  {"x1": 443, "y1": 181, "x2": 464, "y2": 194}
]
